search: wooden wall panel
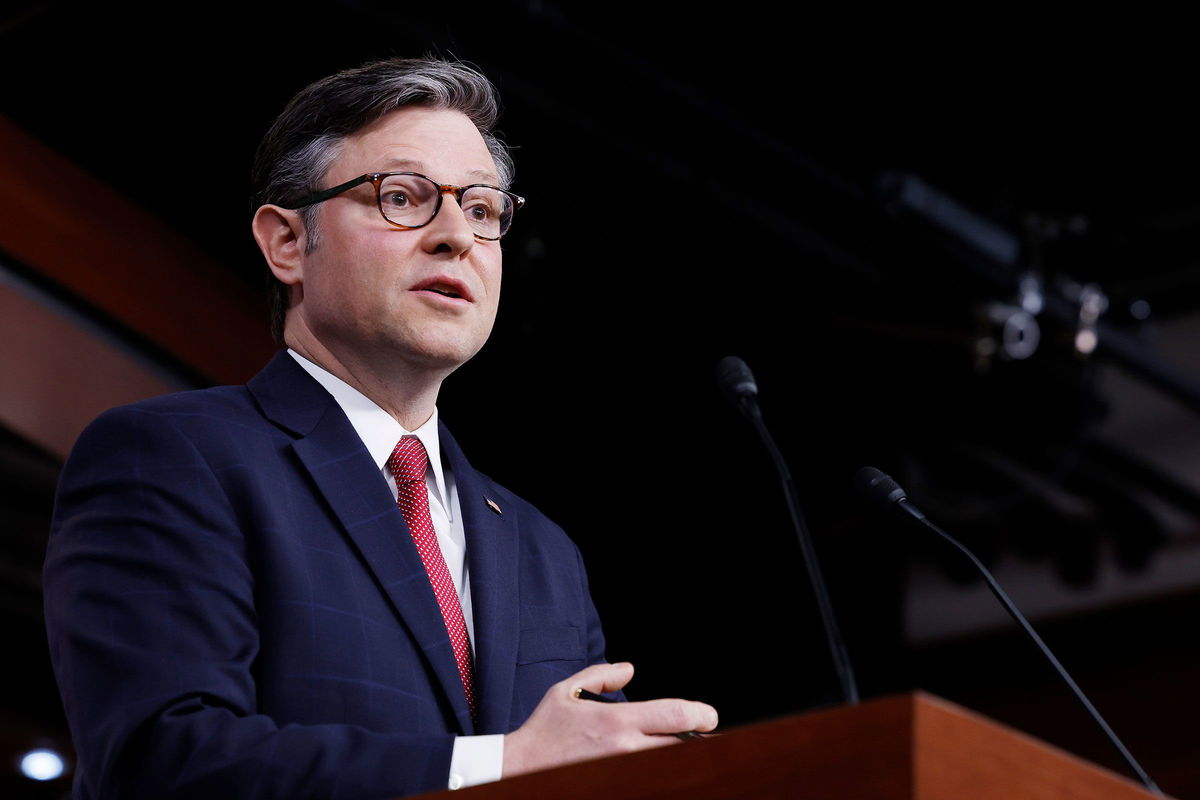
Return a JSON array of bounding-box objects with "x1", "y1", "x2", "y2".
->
[
  {"x1": 0, "y1": 116, "x2": 274, "y2": 386},
  {"x1": 0, "y1": 282, "x2": 179, "y2": 460}
]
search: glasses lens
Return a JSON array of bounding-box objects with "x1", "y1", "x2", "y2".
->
[
  {"x1": 461, "y1": 187, "x2": 515, "y2": 239},
  {"x1": 378, "y1": 174, "x2": 439, "y2": 227}
]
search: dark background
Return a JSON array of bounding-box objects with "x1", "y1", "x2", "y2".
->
[{"x1": 4, "y1": 3, "x2": 1200, "y2": 797}]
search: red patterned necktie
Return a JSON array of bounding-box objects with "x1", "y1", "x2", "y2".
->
[{"x1": 387, "y1": 435, "x2": 477, "y2": 717}]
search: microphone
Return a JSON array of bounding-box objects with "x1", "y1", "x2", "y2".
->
[
  {"x1": 854, "y1": 466, "x2": 1162, "y2": 796},
  {"x1": 716, "y1": 356, "x2": 758, "y2": 413},
  {"x1": 717, "y1": 357, "x2": 859, "y2": 705},
  {"x1": 854, "y1": 466, "x2": 924, "y2": 521}
]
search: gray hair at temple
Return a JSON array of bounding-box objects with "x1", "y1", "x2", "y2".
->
[{"x1": 250, "y1": 57, "x2": 515, "y2": 343}]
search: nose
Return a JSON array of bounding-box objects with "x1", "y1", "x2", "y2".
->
[{"x1": 420, "y1": 191, "x2": 477, "y2": 256}]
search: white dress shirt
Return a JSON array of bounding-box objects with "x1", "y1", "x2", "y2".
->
[{"x1": 287, "y1": 350, "x2": 503, "y2": 790}]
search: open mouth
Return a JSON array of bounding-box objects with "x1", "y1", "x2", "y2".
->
[{"x1": 413, "y1": 277, "x2": 472, "y2": 302}]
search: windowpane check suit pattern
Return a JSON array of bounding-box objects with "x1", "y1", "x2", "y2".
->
[{"x1": 43, "y1": 352, "x2": 611, "y2": 800}]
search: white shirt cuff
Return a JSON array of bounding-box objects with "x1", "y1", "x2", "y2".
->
[{"x1": 448, "y1": 734, "x2": 505, "y2": 790}]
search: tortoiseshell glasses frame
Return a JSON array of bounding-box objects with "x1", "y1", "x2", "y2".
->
[{"x1": 283, "y1": 171, "x2": 525, "y2": 241}]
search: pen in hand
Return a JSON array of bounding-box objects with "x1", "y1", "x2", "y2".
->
[{"x1": 573, "y1": 687, "x2": 706, "y2": 741}]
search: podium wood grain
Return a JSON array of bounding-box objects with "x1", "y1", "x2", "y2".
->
[{"x1": 410, "y1": 692, "x2": 1165, "y2": 799}]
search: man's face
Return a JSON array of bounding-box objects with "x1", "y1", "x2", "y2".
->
[{"x1": 289, "y1": 107, "x2": 503, "y2": 377}]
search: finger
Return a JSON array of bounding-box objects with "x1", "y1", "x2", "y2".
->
[
  {"x1": 625, "y1": 698, "x2": 719, "y2": 734},
  {"x1": 567, "y1": 661, "x2": 635, "y2": 696}
]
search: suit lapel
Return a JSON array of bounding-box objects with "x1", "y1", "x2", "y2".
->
[
  {"x1": 248, "y1": 352, "x2": 475, "y2": 734},
  {"x1": 440, "y1": 422, "x2": 520, "y2": 735}
]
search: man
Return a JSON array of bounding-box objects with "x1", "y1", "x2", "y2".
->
[{"x1": 44, "y1": 58, "x2": 716, "y2": 799}]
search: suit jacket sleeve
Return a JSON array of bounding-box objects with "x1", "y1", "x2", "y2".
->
[{"x1": 45, "y1": 404, "x2": 454, "y2": 800}]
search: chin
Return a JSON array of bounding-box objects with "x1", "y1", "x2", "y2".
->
[{"x1": 403, "y1": 340, "x2": 487, "y2": 373}]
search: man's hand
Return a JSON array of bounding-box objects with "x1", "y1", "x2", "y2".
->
[{"x1": 502, "y1": 662, "x2": 718, "y2": 777}]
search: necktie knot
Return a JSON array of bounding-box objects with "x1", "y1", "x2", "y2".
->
[{"x1": 387, "y1": 436, "x2": 429, "y2": 485}]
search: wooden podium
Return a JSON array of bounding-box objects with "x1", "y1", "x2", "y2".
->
[{"x1": 418, "y1": 692, "x2": 1164, "y2": 799}]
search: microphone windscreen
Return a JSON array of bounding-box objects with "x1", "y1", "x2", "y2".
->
[
  {"x1": 716, "y1": 356, "x2": 758, "y2": 405},
  {"x1": 854, "y1": 466, "x2": 908, "y2": 508}
]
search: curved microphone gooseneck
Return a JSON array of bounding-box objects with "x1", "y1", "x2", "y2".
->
[
  {"x1": 855, "y1": 466, "x2": 1162, "y2": 796},
  {"x1": 717, "y1": 356, "x2": 859, "y2": 705}
]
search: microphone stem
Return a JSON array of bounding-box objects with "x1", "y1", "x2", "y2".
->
[
  {"x1": 912, "y1": 512, "x2": 1162, "y2": 796},
  {"x1": 744, "y1": 398, "x2": 860, "y2": 705}
]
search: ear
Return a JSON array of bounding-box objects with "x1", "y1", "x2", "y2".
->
[{"x1": 252, "y1": 204, "x2": 307, "y2": 288}]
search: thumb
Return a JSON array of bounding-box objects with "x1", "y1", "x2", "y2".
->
[{"x1": 568, "y1": 661, "x2": 635, "y2": 695}]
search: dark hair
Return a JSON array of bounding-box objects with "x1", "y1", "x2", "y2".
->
[{"x1": 251, "y1": 58, "x2": 514, "y2": 343}]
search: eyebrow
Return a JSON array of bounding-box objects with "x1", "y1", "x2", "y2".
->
[{"x1": 377, "y1": 158, "x2": 500, "y2": 185}]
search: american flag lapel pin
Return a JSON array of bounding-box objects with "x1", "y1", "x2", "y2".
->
[{"x1": 485, "y1": 496, "x2": 502, "y2": 516}]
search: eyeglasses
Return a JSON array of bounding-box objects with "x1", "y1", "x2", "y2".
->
[{"x1": 284, "y1": 172, "x2": 525, "y2": 241}]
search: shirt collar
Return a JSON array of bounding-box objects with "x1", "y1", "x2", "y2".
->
[{"x1": 286, "y1": 349, "x2": 447, "y2": 506}]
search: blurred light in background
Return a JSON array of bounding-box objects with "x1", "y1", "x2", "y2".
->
[{"x1": 19, "y1": 748, "x2": 65, "y2": 781}]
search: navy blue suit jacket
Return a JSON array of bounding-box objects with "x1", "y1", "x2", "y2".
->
[{"x1": 44, "y1": 352, "x2": 610, "y2": 799}]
